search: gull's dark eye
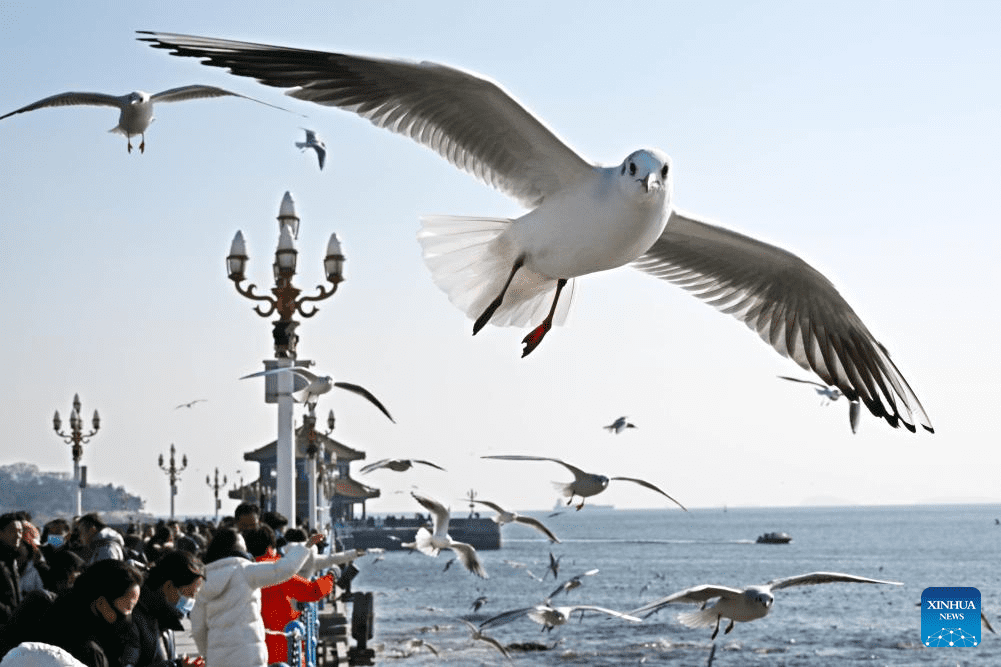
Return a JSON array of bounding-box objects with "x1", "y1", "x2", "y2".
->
[
  {"x1": 661, "y1": 165, "x2": 669, "y2": 178},
  {"x1": 629, "y1": 162, "x2": 636, "y2": 176}
]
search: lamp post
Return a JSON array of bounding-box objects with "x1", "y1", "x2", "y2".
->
[
  {"x1": 205, "y1": 468, "x2": 227, "y2": 522},
  {"x1": 227, "y1": 191, "x2": 345, "y2": 523},
  {"x1": 52, "y1": 393, "x2": 100, "y2": 517},
  {"x1": 303, "y1": 408, "x2": 337, "y2": 532},
  {"x1": 158, "y1": 444, "x2": 188, "y2": 520}
]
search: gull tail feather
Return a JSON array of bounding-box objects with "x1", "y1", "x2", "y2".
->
[
  {"x1": 677, "y1": 607, "x2": 721, "y2": 629},
  {"x1": 418, "y1": 215, "x2": 572, "y2": 329},
  {"x1": 551, "y1": 481, "x2": 574, "y2": 498}
]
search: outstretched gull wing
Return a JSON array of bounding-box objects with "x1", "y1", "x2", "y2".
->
[
  {"x1": 334, "y1": 381, "x2": 395, "y2": 422},
  {"x1": 630, "y1": 584, "x2": 744, "y2": 617},
  {"x1": 2, "y1": 91, "x2": 126, "y2": 119},
  {"x1": 137, "y1": 32, "x2": 595, "y2": 208},
  {"x1": 609, "y1": 476, "x2": 686, "y2": 511},
  {"x1": 765, "y1": 571, "x2": 903, "y2": 590},
  {"x1": 150, "y1": 84, "x2": 295, "y2": 113},
  {"x1": 633, "y1": 209, "x2": 933, "y2": 433}
]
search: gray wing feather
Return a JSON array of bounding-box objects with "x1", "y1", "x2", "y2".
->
[
  {"x1": 151, "y1": 84, "x2": 294, "y2": 113},
  {"x1": 609, "y1": 476, "x2": 687, "y2": 511},
  {"x1": 333, "y1": 381, "x2": 395, "y2": 422},
  {"x1": 2, "y1": 92, "x2": 125, "y2": 119},
  {"x1": 633, "y1": 209, "x2": 933, "y2": 433},
  {"x1": 630, "y1": 584, "x2": 744, "y2": 617},
  {"x1": 138, "y1": 32, "x2": 594, "y2": 207},
  {"x1": 766, "y1": 571, "x2": 903, "y2": 590}
]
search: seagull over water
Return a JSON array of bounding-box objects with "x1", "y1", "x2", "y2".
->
[
  {"x1": 240, "y1": 366, "x2": 394, "y2": 421},
  {"x1": 631, "y1": 571, "x2": 903, "y2": 639},
  {"x1": 548, "y1": 568, "x2": 600, "y2": 600},
  {"x1": 480, "y1": 603, "x2": 642, "y2": 633},
  {"x1": 296, "y1": 128, "x2": 326, "y2": 169},
  {"x1": 471, "y1": 499, "x2": 561, "y2": 543},
  {"x1": 138, "y1": 32, "x2": 933, "y2": 433},
  {"x1": 1, "y1": 84, "x2": 293, "y2": 153},
  {"x1": 411, "y1": 492, "x2": 488, "y2": 578},
  {"x1": 482, "y1": 454, "x2": 686, "y2": 511}
]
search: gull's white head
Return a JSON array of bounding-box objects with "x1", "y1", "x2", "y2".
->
[
  {"x1": 128, "y1": 91, "x2": 151, "y2": 105},
  {"x1": 619, "y1": 149, "x2": 673, "y2": 201},
  {"x1": 745, "y1": 587, "x2": 775, "y2": 611}
]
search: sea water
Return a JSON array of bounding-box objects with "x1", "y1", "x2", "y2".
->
[{"x1": 350, "y1": 504, "x2": 1001, "y2": 665}]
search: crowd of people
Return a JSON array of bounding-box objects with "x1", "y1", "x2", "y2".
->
[{"x1": 0, "y1": 504, "x2": 363, "y2": 667}]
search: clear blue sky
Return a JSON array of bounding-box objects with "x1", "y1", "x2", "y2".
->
[{"x1": 1, "y1": 1, "x2": 998, "y2": 518}]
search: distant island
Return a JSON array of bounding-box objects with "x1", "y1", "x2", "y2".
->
[{"x1": 0, "y1": 462, "x2": 144, "y2": 521}]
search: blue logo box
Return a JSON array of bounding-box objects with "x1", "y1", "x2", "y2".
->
[{"x1": 921, "y1": 587, "x2": 981, "y2": 647}]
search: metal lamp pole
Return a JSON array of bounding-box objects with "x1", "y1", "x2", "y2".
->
[
  {"x1": 158, "y1": 444, "x2": 188, "y2": 520},
  {"x1": 226, "y1": 191, "x2": 345, "y2": 524},
  {"x1": 52, "y1": 393, "x2": 100, "y2": 517},
  {"x1": 206, "y1": 468, "x2": 227, "y2": 522}
]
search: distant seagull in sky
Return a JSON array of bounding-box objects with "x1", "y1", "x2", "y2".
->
[
  {"x1": 482, "y1": 455, "x2": 686, "y2": 511},
  {"x1": 480, "y1": 603, "x2": 642, "y2": 633},
  {"x1": 174, "y1": 399, "x2": 207, "y2": 410},
  {"x1": 138, "y1": 32, "x2": 933, "y2": 434},
  {"x1": 548, "y1": 568, "x2": 600, "y2": 600},
  {"x1": 457, "y1": 618, "x2": 510, "y2": 659},
  {"x1": 779, "y1": 375, "x2": 862, "y2": 434},
  {"x1": 359, "y1": 458, "x2": 445, "y2": 474},
  {"x1": 240, "y1": 366, "x2": 394, "y2": 421},
  {"x1": 472, "y1": 499, "x2": 560, "y2": 543},
  {"x1": 603, "y1": 416, "x2": 636, "y2": 434},
  {"x1": 631, "y1": 571, "x2": 903, "y2": 639},
  {"x1": 411, "y1": 492, "x2": 488, "y2": 578},
  {"x1": 0, "y1": 84, "x2": 293, "y2": 153},
  {"x1": 296, "y1": 128, "x2": 326, "y2": 169}
]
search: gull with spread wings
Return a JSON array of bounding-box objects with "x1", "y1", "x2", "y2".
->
[
  {"x1": 482, "y1": 455, "x2": 686, "y2": 511},
  {"x1": 471, "y1": 499, "x2": 560, "y2": 543},
  {"x1": 359, "y1": 458, "x2": 445, "y2": 474},
  {"x1": 240, "y1": 366, "x2": 394, "y2": 421},
  {"x1": 411, "y1": 492, "x2": 488, "y2": 578},
  {"x1": 480, "y1": 602, "x2": 642, "y2": 634},
  {"x1": 138, "y1": 32, "x2": 932, "y2": 433},
  {"x1": 1, "y1": 84, "x2": 293, "y2": 153},
  {"x1": 631, "y1": 571, "x2": 902, "y2": 639}
]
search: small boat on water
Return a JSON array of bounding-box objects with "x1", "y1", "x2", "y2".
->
[{"x1": 756, "y1": 531, "x2": 792, "y2": 544}]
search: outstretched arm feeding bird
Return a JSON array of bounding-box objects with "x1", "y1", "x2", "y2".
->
[{"x1": 138, "y1": 32, "x2": 932, "y2": 433}]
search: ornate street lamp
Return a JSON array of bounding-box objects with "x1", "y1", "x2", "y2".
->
[
  {"x1": 158, "y1": 444, "x2": 188, "y2": 520},
  {"x1": 227, "y1": 191, "x2": 345, "y2": 523},
  {"x1": 53, "y1": 393, "x2": 100, "y2": 516},
  {"x1": 206, "y1": 468, "x2": 228, "y2": 522}
]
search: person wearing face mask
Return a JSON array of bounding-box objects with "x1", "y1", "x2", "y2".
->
[
  {"x1": 38, "y1": 559, "x2": 143, "y2": 667},
  {"x1": 131, "y1": 551, "x2": 205, "y2": 667}
]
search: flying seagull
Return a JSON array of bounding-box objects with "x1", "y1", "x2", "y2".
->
[
  {"x1": 1, "y1": 84, "x2": 294, "y2": 153},
  {"x1": 137, "y1": 32, "x2": 933, "y2": 434},
  {"x1": 457, "y1": 618, "x2": 511, "y2": 659},
  {"x1": 296, "y1": 128, "x2": 326, "y2": 169},
  {"x1": 359, "y1": 458, "x2": 445, "y2": 474},
  {"x1": 240, "y1": 366, "x2": 394, "y2": 421},
  {"x1": 482, "y1": 455, "x2": 686, "y2": 511},
  {"x1": 411, "y1": 492, "x2": 488, "y2": 578},
  {"x1": 779, "y1": 375, "x2": 862, "y2": 433},
  {"x1": 471, "y1": 499, "x2": 560, "y2": 543},
  {"x1": 480, "y1": 603, "x2": 642, "y2": 633},
  {"x1": 603, "y1": 416, "x2": 636, "y2": 434},
  {"x1": 548, "y1": 568, "x2": 600, "y2": 600},
  {"x1": 631, "y1": 571, "x2": 903, "y2": 639},
  {"x1": 174, "y1": 399, "x2": 207, "y2": 410},
  {"x1": 544, "y1": 552, "x2": 563, "y2": 581}
]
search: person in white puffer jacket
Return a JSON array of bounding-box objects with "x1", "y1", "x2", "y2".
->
[
  {"x1": 191, "y1": 527, "x2": 322, "y2": 667},
  {"x1": 0, "y1": 642, "x2": 88, "y2": 667}
]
